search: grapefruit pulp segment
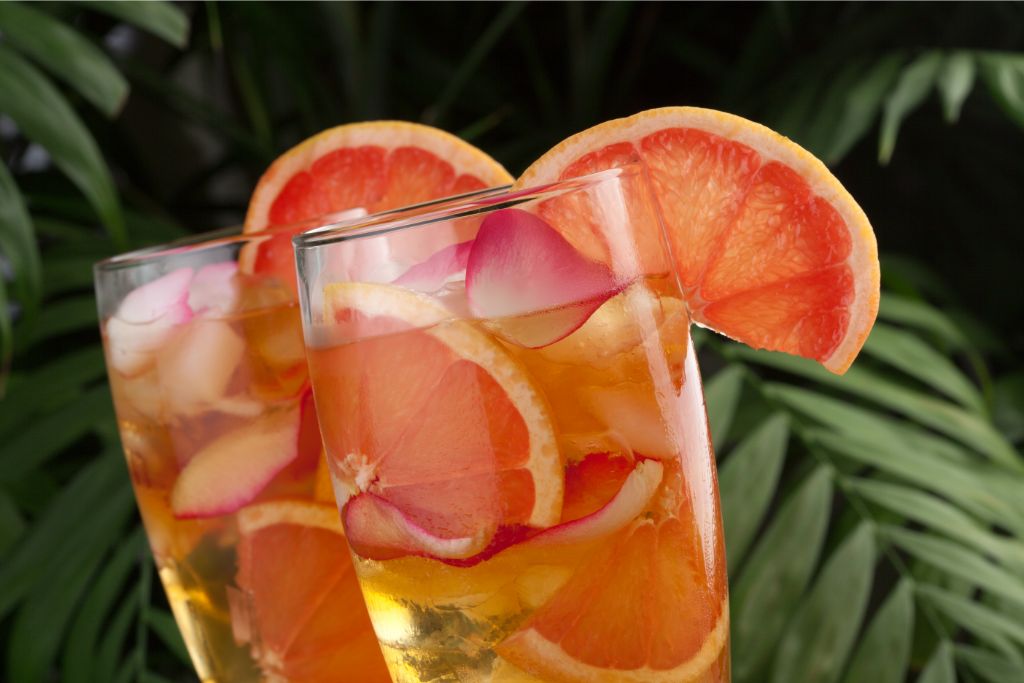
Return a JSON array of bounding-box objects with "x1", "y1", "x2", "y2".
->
[
  {"x1": 497, "y1": 512, "x2": 728, "y2": 682},
  {"x1": 309, "y1": 283, "x2": 562, "y2": 560},
  {"x1": 235, "y1": 501, "x2": 391, "y2": 682},
  {"x1": 242, "y1": 121, "x2": 513, "y2": 294},
  {"x1": 245, "y1": 121, "x2": 513, "y2": 231}
]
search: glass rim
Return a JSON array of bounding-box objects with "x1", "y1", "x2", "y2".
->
[
  {"x1": 293, "y1": 163, "x2": 646, "y2": 251},
  {"x1": 93, "y1": 184, "x2": 514, "y2": 274}
]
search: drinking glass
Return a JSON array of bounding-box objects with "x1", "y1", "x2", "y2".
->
[
  {"x1": 294, "y1": 165, "x2": 731, "y2": 682},
  {"x1": 93, "y1": 191, "x2": 506, "y2": 682}
]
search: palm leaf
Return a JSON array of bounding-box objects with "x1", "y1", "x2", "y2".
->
[
  {"x1": 0, "y1": 2, "x2": 129, "y2": 117},
  {"x1": 0, "y1": 45, "x2": 125, "y2": 247},
  {"x1": 80, "y1": 0, "x2": 189, "y2": 49},
  {"x1": 713, "y1": 287, "x2": 1024, "y2": 682}
]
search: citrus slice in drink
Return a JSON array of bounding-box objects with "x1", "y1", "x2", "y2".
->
[
  {"x1": 308, "y1": 283, "x2": 562, "y2": 560},
  {"x1": 235, "y1": 500, "x2": 392, "y2": 682},
  {"x1": 241, "y1": 121, "x2": 513, "y2": 293},
  {"x1": 497, "y1": 511, "x2": 729, "y2": 682},
  {"x1": 516, "y1": 106, "x2": 879, "y2": 373}
]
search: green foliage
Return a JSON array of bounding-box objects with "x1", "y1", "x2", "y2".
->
[
  {"x1": 0, "y1": 2, "x2": 1022, "y2": 682},
  {"x1": 707, "y1": 292, "x2": 1024, "y2": 681}
]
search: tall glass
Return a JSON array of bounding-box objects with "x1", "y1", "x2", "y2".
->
[
  {"x1": 93, "y1": 192, "x2": 506, "y2": 682},
  {"x1": 295, "y1": 166, "x2": 730, "y2": 683}
]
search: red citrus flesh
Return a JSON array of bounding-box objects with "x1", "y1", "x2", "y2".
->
[{"x1": 517, "y1": 107, "x2": 879, "y2": 373}]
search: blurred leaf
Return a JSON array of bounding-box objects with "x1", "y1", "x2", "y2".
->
[
  {"x1": 423, "y1": 2, "x2": 526, "y2": 125},
  {"x1": 0, "y1": 280, "x2": 10, "y2": 386},
  {"x1": 0, "y1": 163, "x2": 41, "y2": 319},
  {"x1": 0, "y1": 346, "x2": 106, "y2": 440},
  {"x1": 841, "y1": 579, "x2": 914, "y2": 683},
  {"x1": 771, "y1": 523, "x2": 876, "y2": 683},
  {"x1": 882, "y1": 527, "x2": 1024, "y2": 608},
  {"x1": 122, "y1": 60, "x2": 269, "y2": 165},
  {"x1": 0, "y1": 384, "x2": 113, "y2": 486},
  {"x1": 956, "y1": 644, "x2": 1024, "y2": 683},
  {"x1": 62, "y1": 530, "x2": 144, "y2": 683},
  {"x1": 879, "y1": 51, "x2": 943, "y2": 164},
  {"x1": 0, "y1": 445, "x2": 129, "y2": 621},
  {"x1": 16, "y1": 295, "x2": 98, "y2": 348},
  {"x1": 140, "y1": 673, "x2": 176, "y2": 683},
  {"x1": 146, "y1": 609, "x2": 191, "y2": 666},
  {"x1": 877, "y1": 294, "x2": 971, "y2": 350},
  {"x1": 811, "y1": 429, "x2": 1024, "y2": 535},
  {"x1": 43, "y1": 255, "x2": 103, "y2": 297},
  {"x1": 228, "y1": 51, "x2": 273, "y2": 153},
  {"x1": 81, "y1": 0, "x2": 190, "y2": 49},
  {"x1": 719, "y1": 413, "x2": 789, "y2": 573},
  {"x1": 0, "y1": 490, "x2": 25, "y2": 557},
  {"x1": 0, "y1": 46, "x2": 125, "y2": 247},
  {"x1": 993, "y1": 372, "x2": 1024, "y2": 444},
  {"x1": 737, "y1": 350, "x2": 1020, "y2": 470},
  {"x1": 825, "y1": 53, "x2": 905, "y2": 164},
  {"x1": 863, "y1": 323, "x2": 984, "y2": 413},
  {"x1": 848, "y1": 478, "x2": 1024, "y2": 573},
  {"x1": 706, "y1": 364, "x2": 745, "y2": 447},
  {"x1": 732, "y1": 466, "x2": 833, "y2": 681},
  {"x1": 133, "y1": 541, "x2": 152, "y2": 679},
  {"x1": 979, "y1": 52, "x2": 1024, "y2": 131},
  {"x1": 0, "y1": 1, "x2": 129, "y2": 117},
  {"x1": 919, "y1": 642, "x2": 957, "y2": 683},
  {"x1": 93, "y1": 589, "x2": 140, "y2": 682},
  {"x1": 918, "y1": 584, "x2": 1024, "y2": 650},
  {"x1": 937, "y1": 52, "x2": 977, "y2": 123}
]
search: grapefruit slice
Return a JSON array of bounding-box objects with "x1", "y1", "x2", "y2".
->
[
  {"x1": 309, "y1": 283, "x2": 562, "y2": 560},
  {"x1": 235, "y1": 501, "x2": 391, "y2": 682},
  {"x1": 516, "y1": 106, "x2": 879, "y2": 374},
  {"x1": 497, "y1": 514, "x2": 729, "y2": 683},
  {"x1": 241, "y1": 121, "x2": 513, "y2": 293}
]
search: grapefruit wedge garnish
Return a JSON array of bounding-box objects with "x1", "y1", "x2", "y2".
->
[
  {"x1": 308, "y1": 283, "x2": 562, "y2": 560},
  {"x1": 241, "y1": 121, "x2": 513, "y2": 293},
  {"x1": 235, "y1": 501, "x2": 392, "y2": 682},
  {"x1": 516, "y1": 106, "x2": 879, "y2": 373}
]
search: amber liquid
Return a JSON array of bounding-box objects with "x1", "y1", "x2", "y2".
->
[
  {"x1": 308, "y1": 277, "x2": 730, "y2": 682},
  {"x1": 105, "y1": 288, "x2": 386, "y2": 682}
]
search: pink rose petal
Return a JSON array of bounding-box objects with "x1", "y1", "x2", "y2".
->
[
  {"x1": 393, "y1": 240, "x2": 473, "y2": 293},
  {"x1": 188, "y1": 262, "x2": 239, "y2": 315},
  {"x1": 106, "y1": 268, "x2": 194, "y2": 376},
  {"x1": 527, "y1": 459, "x2": 663, "y2": 547},
  {"x1": 118, "y1": 267, "x2": 194, "y2": 323},
  {"x1": 466, "y1": 209, "x2": 620, "y2": 347},
  {"x1": 341, "y1": 459, "x2": 662, "y2": 566},
  {"x1": 171, "y1": 405, "x2": 300, "y2": 519},
  {"x1": 342, "y1": 493, "x2": 490, "y2": 561}
]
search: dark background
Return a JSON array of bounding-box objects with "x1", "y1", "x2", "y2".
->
[{"x1": 1, "y1": 3, "x2": 1023, "y2": 682}]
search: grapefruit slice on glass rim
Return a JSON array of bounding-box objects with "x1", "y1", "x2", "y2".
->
[
  {"x1": 515, "y1": 106, "x2": 879, "y2": 374},
  {"x1": 308, "y1": 283, "x2": 563, "y2": 561},
  {"x1": 240, "y1": 121, "x2": 513, "y2": 293}
]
